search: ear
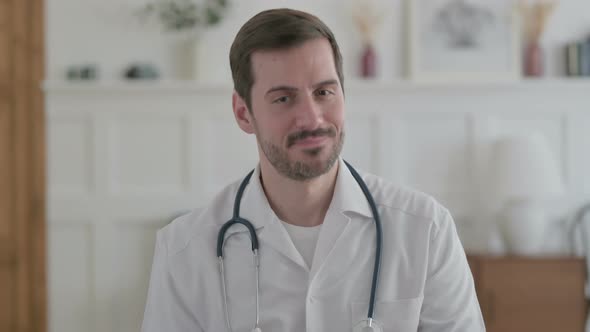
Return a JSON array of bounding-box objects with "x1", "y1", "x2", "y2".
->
[{"x1": 232, "y1": 91, "x2": 255, "y2": 134}]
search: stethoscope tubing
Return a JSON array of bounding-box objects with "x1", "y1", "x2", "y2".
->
[
  {"x1": 342, "y1": 160, "x2": 382, "y2": 321},
  {"x1": 217, "y1": 169, "x2": 258, "y2": 257},
  {"x1": 216, "y1": 161, "x2": 382, "y2": 331}
]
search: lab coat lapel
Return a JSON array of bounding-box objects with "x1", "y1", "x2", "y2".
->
[
  {"x1": 238, "y1": 166, "x2": 307, "y2": 269},
  {"x1": 309, "y1": 209, "x2": 351, "y2": 279},
  {"x1": 233, "y1": 159, "x2": 374, "y2": 273},
  {"x1": 258, "y1": 218, "x2": 307, "y2": 269},
  {"x1": 310, "y1": 159, "x2": 373, "y2": 279}
]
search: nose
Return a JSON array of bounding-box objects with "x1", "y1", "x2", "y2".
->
[{"x1": 294, "y1": 94, "x2": 323, "y2": 130}]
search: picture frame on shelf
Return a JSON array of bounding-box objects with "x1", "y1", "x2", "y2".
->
[{"x1": 407, "y1": 0, "x2": 522, "y2": 83}]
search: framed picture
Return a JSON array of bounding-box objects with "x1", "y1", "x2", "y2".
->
[{"x1": 407, "y1": 0, "x2": 521, "y2": 83}]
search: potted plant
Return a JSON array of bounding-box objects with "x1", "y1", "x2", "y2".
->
[{"x1": 137, "y1": 0, "x2": 230, "y2": 80}]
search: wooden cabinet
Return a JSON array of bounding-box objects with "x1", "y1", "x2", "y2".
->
[{"x1": 467, "y1": 255, "x2": 588, "y2": 332}]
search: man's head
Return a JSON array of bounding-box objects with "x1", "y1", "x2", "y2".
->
[
  {"x1": 230, "y1": 8, "x2": 346, "y2": 181},
  {"x1": 230, "y1": 8, "x2": 344, "y2": 111}
]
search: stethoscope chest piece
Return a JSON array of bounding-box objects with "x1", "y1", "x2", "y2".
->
[{"x1": 353, "y1": 319, "x2": 383, "y2": 332}]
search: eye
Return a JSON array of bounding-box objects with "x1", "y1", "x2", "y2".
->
[
  {"x1": 272, "y1": 96, "x2": 290, "y2": 104},
  {"x1": 316, "y1": 89, "x2": 334, "y2": 97}
]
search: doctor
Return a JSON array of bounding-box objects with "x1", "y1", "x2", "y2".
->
[{"x1": 142, "y1": 8, "x2": 485, "y2": 332}]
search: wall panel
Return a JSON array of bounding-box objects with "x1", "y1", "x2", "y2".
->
[
  {"x1": 49, "y1": 224, "x2": 94, "y2": 332},
  {"x1": 45, "y1": 81, "x2": 590, "y2": 332}
]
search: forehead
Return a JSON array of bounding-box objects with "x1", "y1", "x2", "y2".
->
[{"x1": 250, "y1": 38, "x2": 338, "y2": 88}]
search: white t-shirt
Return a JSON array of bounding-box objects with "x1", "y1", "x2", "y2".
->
[{"x1": 280, "y1": 220, "x2": 322, "y2": 269}]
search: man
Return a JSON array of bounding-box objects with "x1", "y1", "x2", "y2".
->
[{"x1": 142, "y1": 8, "x2": 485, "y2": 332}]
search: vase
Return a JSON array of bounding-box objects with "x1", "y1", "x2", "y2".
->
[
  {"x1": 185, "y1": 37, "x2": 201, "y2": 80},
  {"x1": 172, "y1": 35, "x2": 201, "y2": 80},
  {"x1": 524, "y1": 40, "x2": 544, "y2": 77},
  {"x1": 360, "y1": 43, "x2": 377, "y2": 78}
]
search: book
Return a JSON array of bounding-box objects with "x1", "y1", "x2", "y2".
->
[
  {"x1": 581, "y1": 41, "x2": 590, "y2": 76},
  {"x1": 566, "y1": 42, "x2": 580, "y2": 76}
]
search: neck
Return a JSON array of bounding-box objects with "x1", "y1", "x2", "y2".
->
[{"x1": 259, "y1": 159, "x2": 339, "y2": 227}]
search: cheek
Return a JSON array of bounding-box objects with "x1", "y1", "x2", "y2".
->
[
  {"x1": 327, "y1": 100, "x2": 345, "y2": 129},
  {"x1": 256, "y1": 115, "x2": 292, "y2": 142}
]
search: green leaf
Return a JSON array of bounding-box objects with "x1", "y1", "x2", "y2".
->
[{"x1": 205, "y1": 6, "x2": 222, "y2": 26}]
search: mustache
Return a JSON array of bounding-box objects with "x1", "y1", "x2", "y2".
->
[{"x1": 287, "y1": 128, "x2": 336, "y2": 147}]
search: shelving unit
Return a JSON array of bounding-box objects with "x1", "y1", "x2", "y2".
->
[
  {"x1": 42, "y1": 78, "x2": 590, "y2": 94},
  {"x1": 44, "y1": 73, "x2": 590, "y2": 332}
]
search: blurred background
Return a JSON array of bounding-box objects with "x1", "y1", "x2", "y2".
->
[{"x1": 2, "y1": 0, "x2": 590, "y2": 331}]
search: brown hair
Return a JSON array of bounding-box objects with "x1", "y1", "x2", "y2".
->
[{"x1": 229, "y1": 8, "x2": 344, "y2": 111}]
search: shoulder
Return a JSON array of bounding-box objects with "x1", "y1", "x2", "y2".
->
[
  {"x1": 156, "y1": 177, "x2": 243, "y2": 257},
  {"x1": 359, "y1": 170, "x2": 452, "y2": 233}
]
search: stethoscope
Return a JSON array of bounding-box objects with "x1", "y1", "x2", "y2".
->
[{"x1": 216, "y1": 160, "x2": 383, "y2": 332}]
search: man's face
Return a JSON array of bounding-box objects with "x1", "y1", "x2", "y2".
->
[{"x1": 240, "y1": 38, "x2": 345, "y2": 181}]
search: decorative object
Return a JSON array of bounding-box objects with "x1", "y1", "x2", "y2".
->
[
  {"x1": 489, "y1": 134, "x2": 565, "y2": 256},
  {"x1": 138, "y1": 0, "x2": 228, "y2": 32},
  {"x1": 565, "y1": 41, "x2": 582, "y2": 77},
  {"x1": 569, "y1": 202, "x2": 590, "y2": 257},
  {"x1": 407, "y1": 0, "x2": 521, "y2": 82},
  {"x1": 123, "y1": 63, "x2": 160, "y2": 80},
  {"x1": 352, "y1": 0, "x2": 384, "y2": 79},
  {"x1": 518, "y1": 1, "x2": 557, "y2": 77},
  {"x1": 66, "y1": 64, "x2": 99, "y2": 80},
  {"x1": 137, "y1": 0, "x2": 229, "y2": 80},
  {"x1": 583, "y1": 38, "x2": 590, "y2": 76},
  {"x1": 565, "y1": 37, "x2": 590, "y2": 77}
]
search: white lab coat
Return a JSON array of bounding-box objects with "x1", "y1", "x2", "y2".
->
[{"x1": 141, "y1": 159, "x2": 485, "y2": 332}]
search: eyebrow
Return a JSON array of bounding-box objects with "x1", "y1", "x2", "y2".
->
[
  {"x1": 265, "y1": 79, "x2": 340, "y2": 96},
  {"x1": 265, "y1": 85, "x2": 297, "y2": 96},
  {"x1": 313, "y1": 79, "x2": 339, "y2": 89}
]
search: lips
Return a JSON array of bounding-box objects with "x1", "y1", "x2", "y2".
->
[{"x1": 292, "y1": 135, "x2": 327, "y2": 148}]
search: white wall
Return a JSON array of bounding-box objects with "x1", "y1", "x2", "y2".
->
[
  {"x1": 46, "y1": 80, "x2": 590, "y2": 332},
  {"x1": 47, "y1": 0, "x2": 590, "y2": 82},
  {"x1": 45, "y1": 1, "x2": 590, "y2": 332}
]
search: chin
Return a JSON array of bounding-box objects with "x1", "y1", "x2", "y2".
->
[
  {"x1": 297, "y1": 153, "x2": 334, "y2": 168},
  {"x1": 294, "y1": 147, "x2": 326, "y2": 159}
]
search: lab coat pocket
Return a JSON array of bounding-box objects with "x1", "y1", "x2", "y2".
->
[{"x1": 351, "y1": 296, "x2": 423, "y2": 332}]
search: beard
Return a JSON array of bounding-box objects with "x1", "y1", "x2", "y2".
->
[{"x1": 258, "y1": 128, "x2": 344, "y2": 181}]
